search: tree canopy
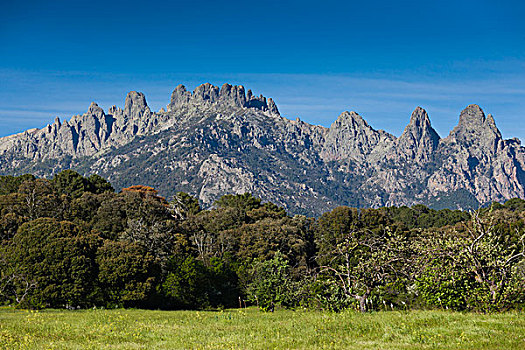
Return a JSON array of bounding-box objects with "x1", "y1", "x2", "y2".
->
[{"x1": 0, "y1": 171, "x2": 524, "y2": 312}]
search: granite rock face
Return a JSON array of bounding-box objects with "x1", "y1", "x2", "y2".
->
[
  {"x1": 167, "y1": 83, "x2": 279, "y2": 114},
  {"x1": 321, "y1": 111, "x2": 395, "y2": 163},
  {"x1": 395, "y1": 107, "x2": 440, "y2": 162},
  {"x1": 427, "y1": 105, "x2": 525, "y2": 205},
  {"x1": 1, "y1": 83, "x2": 524, "y2": 215}
]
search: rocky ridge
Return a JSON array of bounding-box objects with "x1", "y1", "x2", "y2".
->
[{"x1": 1, "y1": 83, "x2": 524, "y2": 215}]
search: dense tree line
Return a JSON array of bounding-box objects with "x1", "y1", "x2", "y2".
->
[{"x1": 0, "y1": 171, "x2": 524, "y2": 311}]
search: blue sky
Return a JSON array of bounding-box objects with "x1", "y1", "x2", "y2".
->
[{"x1": 1, "y1": 0, "x2": 524, "y2": 140}]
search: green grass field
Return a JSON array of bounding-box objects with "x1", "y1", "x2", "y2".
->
[{"x1": 0, "y1": 307, "x2": 524, "y2": 349}]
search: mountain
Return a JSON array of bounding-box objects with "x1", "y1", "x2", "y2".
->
[{"x1": 1, "y1": 83, "x2": 524, "y2": 216}]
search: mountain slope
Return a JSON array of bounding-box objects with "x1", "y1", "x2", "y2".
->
[{"x1": 1, "y1": 83, "x2": 524, "y2": 215}]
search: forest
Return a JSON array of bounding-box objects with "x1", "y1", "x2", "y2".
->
[{"x1": 0, "y1": 170, "x2": 524, "y2": 312}]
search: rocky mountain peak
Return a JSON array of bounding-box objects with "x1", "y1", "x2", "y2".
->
[
  {"x1": 453, "y1": 104, "x2": 501, "y2": 136},
  {"x1": 1, "y1": 86, "x2": 523, "y2": 215},
  {"x1": 322, "y1": 111, "x2": 394, "y2": 162},
  {"x1": 193, "y1": 83, "x2": 220, "y2": 103},
  {"x1": 168, "y1": 84, "x2": 192, "y2": 110},
  {"x1": 87, "y1": 102, "x2": 105, "y2": 116},
  {"x1": 408, "y1": 106, "x2": 430, "y2": 126},
  {"x1": 446, "y1": 104, "x2": 502, "y2": 153},
  {"x1": 124, "y1": 91, "x2": 149, "y2": 118},
  {"x1": 334, "y1": 111, "x2": 369, "y2": 130},
  {"x1": 167, "y1": 83, "x2": 279, "y2": 115},
  {"x1": 485, "y1": 113, "x2": 498, "y2": 130},
  {"x1": 404, "y1": 107, "x2": 438, "y2": 138},
  {"x1": 219, "y1": 83, "x2": 247, "y2": 106},
  {"x1": 457, "y1": 104, "x2": 486, "y2": 131},
  {"x1": 458, "y1": 104, "x2": 486, "y2": 128},
  {"x1": 267, "y1": 98, "x2": 279, "y2": 115},
  {"x1": 395, "y1": 107, "x2": 440, "y2": 161}
]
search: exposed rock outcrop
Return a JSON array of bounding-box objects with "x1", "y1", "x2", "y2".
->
[
  {"x1": 427, "y1": 104, "x2": 523, "y2": 204},
  {"x1": 321, "y1": 111, "x2": 395, "y2": 163},
  {"x1": 168, "y1": 83, "x2": 279, "y2": 115},
  {"x1": 394, "y1": 107, "x2": 440, "y2": 162},
  {"x1": 0, "y1": 84, "x2": 523, "y2": 215}
]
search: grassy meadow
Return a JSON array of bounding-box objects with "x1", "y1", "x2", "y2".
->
[{"x1": 0, "y1": 307, "x2": 524, "y2": 349}]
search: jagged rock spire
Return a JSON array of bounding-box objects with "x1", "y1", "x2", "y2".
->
[
  {"x1": 1, "y1": 87, "x2": 523, "y2": 214},
  {"x1": 447, "y1": 104, "x2": 502, "y2": 154},
  {"x1": 219, "y1": 83, "x2": 246, "y2": 106},
  {"x1": 450, "y1": 104, "x2": 500, "y2": 136},
  {"x1": 169, "y1": 84, "x2": 192, "y2": 110},
  {"x1": 124, "y1": 91, "x2": 149, "y2": 120},
  {"x1": 458, "y1": 104, "x2": 486, "y2": 128},
  {"x1": 396, "y1": 107, "x2": 440, "y2": 161},
  {"x1": 193, "y1": 83, "x2": 219, "y2": 103},
  {"x1": 87, "y1": 102, "x2": 105, "y2": 117},
  {"x1": 167, "y1": 83, "x2": 279, "y2": 115}
]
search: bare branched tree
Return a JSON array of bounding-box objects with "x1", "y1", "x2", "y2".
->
[
  {"x1": 464, "y1": 209, "x2": 525, "y2": 307},
  {"x1": 319, "y1": 228, "x2": 408, "y2": 312}
]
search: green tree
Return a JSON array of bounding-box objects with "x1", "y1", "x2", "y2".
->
[
  {"x1": 86, "y1": 174, "x2": 114, "y2": 194},
  {"x1": 182, "y1": 207, "x2": 242, "y2": 264},
  {"x1": 0, "y1": 174, "x2": 35, "y2": 195},
  {"x1": 17, "y1": 179, "x2": 59, "y2": 220},
  {"x1": 0, "y1": 213, "x2": 23, "y2": 241},
  {"x1": 236, "y1": 217, "x2": 310, "y2": 269},
  {"x1": 215, "y1": 193, "x2": 261, "y2": 212},
  {"x1": 415, "y1": 209, "x2": 525, "y2": 311},
  {"x1": 161, "y1": 254, "x2": 210, "y2": 309},
  {"x1": 171, "y1": 192, "x2": 201, "y2": 219},
  {"x1": 5, "y1": 218, "x2": 100, "y2": 308},
  {"x1": 245, "y1": 252, "x2": 296, "y2": 311},
  {"x1": 96, "y1": 240, "x2": 159, "y2": 308},
  {"x1": 504, "y1": 198, "x2": 525, "y2": 212},
  {"x1": 315, "y1": 206, "x2": 359, "y2": 267},
  {"x1": 92, "y1": 194, "x2": 127, "y2": 239},
  {"x1": 121, "y1": 218, "x2": 178, "y2": 269},
  {"x1": 53, "y1": 170, "x2": 88, "y2": 199},
  {"x1": 246, "y1": 202, "x2": 287, "y2": 221},
  {"x1": 206, "y1": 256, "x2": 239, "y2": 308},
  {"x1": 69, "y1": 192, "x2": 103, "y2": 225}
]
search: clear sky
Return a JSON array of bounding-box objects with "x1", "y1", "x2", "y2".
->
[{"x1": 1, "y1": 0, "x2": 524, "y2": 140}]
